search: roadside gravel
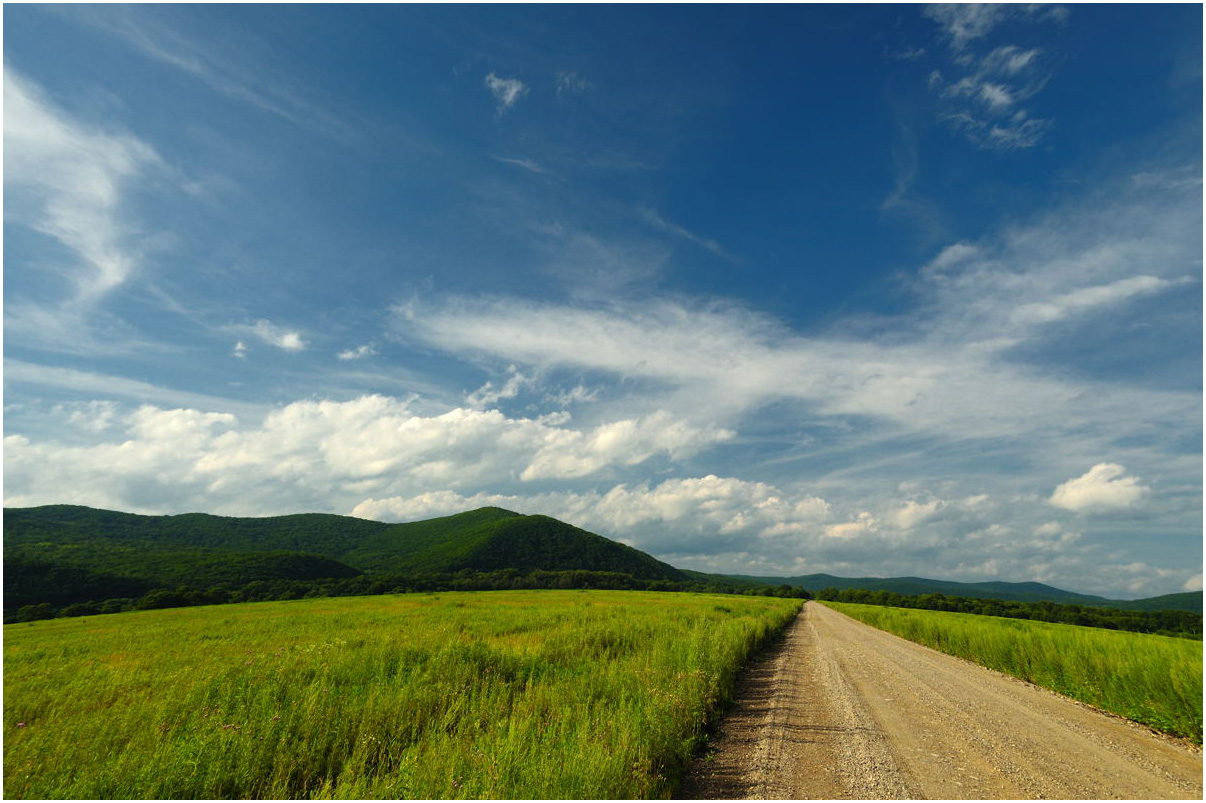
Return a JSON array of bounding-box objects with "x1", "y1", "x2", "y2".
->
[{"x1": 681, "y1": 601, "x2": 1202, "y2": 799}]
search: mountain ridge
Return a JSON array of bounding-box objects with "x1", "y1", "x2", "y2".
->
[
  {"x1": 4, "y1": 504, "x2": 1198, "y2": 613},
  {"x1": 3, "y1": 504, "x2": 686, "y2": 612}
]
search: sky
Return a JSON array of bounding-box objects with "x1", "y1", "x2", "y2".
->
[{"x1": 3, "y1": 4, "x2": 1202, "y2": 598}]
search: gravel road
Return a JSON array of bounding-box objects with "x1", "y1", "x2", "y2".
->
[{"x1": 682, "y1": 602, "x2": 1202, "y2": 799}]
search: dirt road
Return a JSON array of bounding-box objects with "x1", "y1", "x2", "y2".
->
[{"x1": 682, "y1": 602, "x2": 1202, "y2": 799}]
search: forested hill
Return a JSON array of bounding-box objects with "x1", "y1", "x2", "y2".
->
[
  {"x1": 4, "y1": 504, "x2": 687, "y2": 614},
  {"x1": 719, "y1": 572, "x2": 1202, "y2": 612},
  {"x1": 6, "y1": 505, "x2": 1197, "y2": 619}
]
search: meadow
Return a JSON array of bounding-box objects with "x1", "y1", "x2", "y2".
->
[
  {"x1": 823, "y1": 601, "x2": 1203, "y2": 742},
  {"x1": 4, "y1": 590, "x2": 800, "y2": 799}
]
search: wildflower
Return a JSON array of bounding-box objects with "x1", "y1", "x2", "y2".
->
[{"x1": 16, "y1": 722, "x2": 26, "y2": 728}]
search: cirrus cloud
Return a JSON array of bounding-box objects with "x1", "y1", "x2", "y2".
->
[{"x1": 4, "y1": 68, "x2": 162, "y2": 304}]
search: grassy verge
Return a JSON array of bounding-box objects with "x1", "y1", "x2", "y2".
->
[
  {"x1": 5, "y1": 590, "x2": 800, "y2": 799},
  {"x1": 822, "y1": 601, "x2": 1202, "y2": 743}
]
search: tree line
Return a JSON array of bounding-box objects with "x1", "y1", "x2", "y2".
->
[
  {"x1": 11, "y1": 565, "x2": 1198, "y2": 640},
  {"x1": 814, "y1": 587, "x2": 1202, "y2": 639},
  {"x1": 7, "y1": 569, "x2": 812, "y2": 622}
]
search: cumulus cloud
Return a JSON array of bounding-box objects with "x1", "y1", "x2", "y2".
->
[
  {"x1": 4, "y1": 69, "x2": 162, "y2": 303},
  {"x1": 354, "y1": 474, "x2": 832, "y2": 553},
  {"x1": 1049, "y1": 463, "x2": 1150, "y2": 513},
  {"x1": 521, "y1": 412, "x2": 734, "y2": 481},
  {"x1": 2, "y1": 396, "x2": 728, "y2": 516},
  {"x1": 4, "y1": 393, "x2": 1193, "y2": 595},
  {"x1": 485, "y1": 73, "x2": 528, "y2": 113}
]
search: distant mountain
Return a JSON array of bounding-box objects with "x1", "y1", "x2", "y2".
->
[
  {"x1": 722, "y1": 572, "x2": 1201, "y2": 612},
  {"x1": 1104, "y1": 592, "x2": 1203, "y2": 614},
  {"x1": 3, "y1": 504, "x2": 685, "y2": 611}
]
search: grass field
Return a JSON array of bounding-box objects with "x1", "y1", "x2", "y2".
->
[
  {"x1": 823, "y1": 601, "x2": 1203, "y2": 742},
  {"x1": 4, "y1": 590, "x2": 800, "y2": 799}
]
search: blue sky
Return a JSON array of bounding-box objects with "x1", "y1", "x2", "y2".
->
[{"x1": 4, "y1": 4, "x2": 1201, "y2": 598}]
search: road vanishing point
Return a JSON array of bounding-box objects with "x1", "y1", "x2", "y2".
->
[{"x1": 682, "y1": 602, "x2": 1203, "y2": 800}]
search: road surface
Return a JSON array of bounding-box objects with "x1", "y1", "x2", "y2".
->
[{"x1": 682, "y1": 602, "x2": 1202, "y2": 799}]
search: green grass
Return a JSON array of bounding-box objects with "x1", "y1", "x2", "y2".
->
[
  {"x1": 5, "y1": 590, "x2": 800, "y2": 799},
  {"x1": 823, "y1": 601, "x2": 1203, "y2": 742}
]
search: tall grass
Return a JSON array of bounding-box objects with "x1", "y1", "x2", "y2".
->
[
  {"x1": 5, "y1": 590, "x2": 799, "y2": 799},
  {"x1": 823, "y1": 601, "x2": 1202, "y2": 742}
]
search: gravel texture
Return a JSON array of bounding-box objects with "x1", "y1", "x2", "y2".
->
[{"x1": 681, "y1": 601, "x2": 1202, "y2": 799}]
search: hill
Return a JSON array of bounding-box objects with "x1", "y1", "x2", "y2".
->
[
  {"x1": 722, "y1": 572, "x2": 1200, "y2": 612},
  {"x1": 5, "y1": 504, "x2": 1196, "y2": 616},
  {"x1": 3, "y1": 504, "x2": 686, "y2": 613},
  {"x1": 1104, "y1": 591, "x2": 1203, "y2": 613}
]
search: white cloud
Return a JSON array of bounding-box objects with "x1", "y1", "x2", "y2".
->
[
  {"x1": 825, "y1": 512, "x2": 877, "y2": 540},
  {"x1": 354, "y1": 474, "x2": 831, "y2": 546},
  {"x1": 3, "y1": 396, "x2": 728, "y2": 516},
  {"x1": 1050, "y1": 463, "x2": 1150, "y2": 513},
  {"x1": 891, "y1": 499, "x2": 942, "y2": 529},
  {"x1": 495, "y1": 156, "x2": 547, "y2": 174},
  {"x1": 4, "y1": 393, "x2": 1193, "y2": 596},
  {"x1": 982, "y1": 45, "x2": 1041, "y2": 75},
  {"x1": 527, "y1": 220, "x2": 671, "y2": 296},
  {"x1": 249, "y1": 320, "x2": 306, "y2": 351},
  {"x1": 1183, "y1": 574, "x2": 1203, "y2": 593},
  {"x1": 547, "y1": 383, "x2": 599, "y2": 407},
  {"x1": 337, "y1": 344, "x2": 376, "y2": 361},
  {"x1": 485, "y1": 73, "x2": 528, "y2": 113},
  {"x1": 520, "y1": 412, "x2": 734, "y2": 481},
  {"x1": 977, "y1": 82, "x2": 1014, "y2": 110},
  {"x1": 58, "y1": 4, "x2": 354, "y2": 140},
  {"x1": 886, "y1": 46, "x2": 927, "y2": 61},
  {"x1": 640, "y1": 208, "x2": 740, "y2": 263},
  {"x1": 233, "y1": 340, "x2": 248, "y2": 359},
  {"x1": 984, "y1": 114, "x2": 1052, "y2": 150},
  {"x1": 923, "y1": 4, "x2": 1011, "y2": 50},
  {"x1": 1010, "y1": 275, "x2": 1181, "y2": 326},
  {"x1": 922, "y1": 241, "x2": 980, "y2": 274},
  {"x1": 465, "y1": 366, "x2": 529, "y2": 409},
  {"x1": 923, "y1": 7, "x2": 1055, "y2": 149},
  {"x1": 394, "y1": 251, "x2": 1193, "y2": 447},
  {"x1": 1033, "y1": 521, "x2": 1063, "y2": 538},
  {"x1": 380, "y1": 168, "x2": 1198, "y2": 594},
  {"x1": 3, "y1": 359, "x2": 265, "y2": 419},
  {"x1": 4, "y1": 69, "x2": 161, "y2": 303},
  {"x1": 556, "y1": 71, "x2": 593, "y2": 96},
  {"x1": 61, "y1": 401, "x2": 120, "y2": 434}
]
